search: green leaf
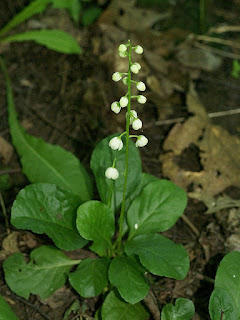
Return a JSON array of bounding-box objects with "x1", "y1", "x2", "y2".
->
[
  {"x1": 69, "y1": 258, "x2": 109, "y2": 297},
  {"x1": 11, "y1": 183, "x2": 88, "y2": 250},
  {"x1": 3, "y1": 245, "x2": 79, "y2": 299},
  {"x1": 76, "y1": 201, "x2": 115, "y2": 256},
  {"x1": 63, "y1": 300, "x2": 80, "y2": 320},
  {"x1": 161, "y1": 298, "x2": 195, "y2": 320},
  {"x1": 0, "y1": 295, "x2": 19, "y2": 320},
  {"x1": 82, "y1": 7, "x2": 102, "y2": 26},
  {"x1": 125, "y1": 233, "x2": 189, "y2": 280},
  {"x1": 2, "y1": 30, "x2": 82, "y2": 54},
  {"x1": 109, "y1": 256, "x2": 149, "y2": 304},
  {"x1": 127, "y1": 180, "x2": 187, "y2": 239},
  {"x1": 209, "y1": 288, "x2": 238, "y2": 320},
  {"x1": 101, "y1": 290, "x2": 149, "y2": 320},
  {"x1": 0, "y1": 0, "x2": 50, "y2": 37},
  {"x1": 0, "y1": 57, "x2": 92, "y2": 202},
  {"x1": 209, "y1": 251, "x2": 240, "y2": 319},
  {"x1": 90, "y1": 135, "x2": 142, "y2": 211}
]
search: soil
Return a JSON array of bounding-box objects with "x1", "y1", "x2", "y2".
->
[{"x1": 0, "y1": 0, "x2": 240, "y2": 319}]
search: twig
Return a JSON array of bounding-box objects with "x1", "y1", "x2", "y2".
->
[
  {"x1": 194, "y1": 42, "x2": 240, "y2": 60},
  {"x1": 13, "y1": 295, "x2": 52, "y2": 320},
  {"x1": 209, "y1": 25, "x2": 240, "y2": 34},
  {"x1": 181, "y1": 214, "x2": 199, "y2": 237},
  {"x1": 150, "y1": 107, "x2": 240, "y2": 127},
  {"x1": 0, "y1": 191, "x2": 10, "y2": 234},
  {"x1": 0, "y1": 168, "x2": 21, "y2": 176},
  {"x1": 196, "y1": 34, "x2": 240, "y2": 50}
]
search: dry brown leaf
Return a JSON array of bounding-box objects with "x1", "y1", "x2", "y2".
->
[
  {"x1": 160, "y1": 84, "x2": 240, "y2": 196},
  {"x1": 0, "y1": 136, "x2": 13, "y2": 164}
]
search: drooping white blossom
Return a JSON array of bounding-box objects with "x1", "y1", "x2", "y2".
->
[
  {"x1": 119, "y1": 44, "x2": 127, "y2": 53},
  {"x1": 132, "y1": 118, "x2": 142, "y2": 130},
  {"x1": 109, "y1": 137, "x2": 123, "y2": 151},
  {"x1": 119, "y1": 51, "x2": 127, "y2": 58},
  {"x1": 122, "y1": 77, "x2": 128, "y2": 85},
  {"x1": 105, "y1": 167, "x2": 119, "y2": 180},
  {"x1": 137, "y1": 95, "x2": 147, "y2": 104},
  {"x1": 130, "y1": 63, "x2": 141, "y2": 74},
  {"x1": 135, "y1": 45, "x2": 143, "y2": 54},
  {"x1": 111, "y1": 101, "x2": 121, "y2": 114},
  {"x1": 129, "y1": 110, "x2": 138, "y2": 124},
  {"x1": 136, "y1": 81, "x2": 146, "y2": 91},
  {"x1": 112, "y1": 72, "x2": 122, "y2": 82},
  {"x1": 119, "y1": 96, "x2": 128, "y2": 108},
  {"x1": 135, "y1": 135, "x2": 148, "y2": 147}
]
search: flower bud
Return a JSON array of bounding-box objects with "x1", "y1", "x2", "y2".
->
[
  {"x1": 112, "y1": 72, "x2": 122, "y2": 82},
  {"x1": 109, "y1": 137, "x2": 123, "y2": 151},
  {"x1": 105, "y1": 167, "x2": 119, "y2": 180},
  {"x1": 128, "y1": 110, "x2": 138, "y2": 124},
  {"x1": 119, "y1": 44, "x2": 127, "y2": 52},
  {"x1": 130, "y1": 63, "x2": 140, "y2": 74},
  {"x1": 119, "y1": 51, "x2": 127, "y2": 58},
  {"x1": 136, "y1": 81, "x2": 146, "y2": 91},
  {"x1": 132, "y1": 118, "x2": 142, "y2": 130},
  {"x1": 119, "y1": 96, "x2": 128, "y2": 108},
  {"x1": 111, "y1": 101, "x2": 121, "y2": 114},
  {"x1": 137, "y1": 95, "x2": 147, "y2": 104},
  {"x1": 136, "y1": 135, "x2": 148, "y2": 147},
  {"x1": 135, "y1": 45, "x2": 143, "y2": 54},
  {"x1": 122, "y1": 77, "x2": 128, "y2": 85}
]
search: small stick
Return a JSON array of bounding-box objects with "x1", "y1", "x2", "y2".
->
[
  {"x1": 209, "y1": 25, "x2": 240, "y2": 34},
  {"x1": 0, "y1": 191, "x2": 10, "y2": 234},
  {"x1": 181, "y1": 214, "x2": 199, "y2": 237},
  {"x1": 0, "y1": 168, "x2": 21, "y2": 176},
  {"x1": 195, "y1": 42, "x2": 240, "y2": 60},
  {"x1": 195, "y1": 34, "x2": 240, "y2": 50}
]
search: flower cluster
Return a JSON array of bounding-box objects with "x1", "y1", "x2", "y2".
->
[{"x1": 105, "y1": 42, "x2": 148, "y2": 180}]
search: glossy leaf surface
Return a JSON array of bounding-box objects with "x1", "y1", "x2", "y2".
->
[
  {"x1": 69, "y1": 258, "x2": 109, "y2": 298},
  {"x1": 101, "y1": 290, "x2": 149, "y2": 320},
  {"x1": 127, "y1": 180, "x2": 187, "y2": 239},
  {"x1": 161, "y1": 298, "x2": 195, "y2": 320},
  {"x1": 11, "y1": 183, "x2": 87, "y2": 250},
  {"x1": 76, "y1": 201, "x2": 115, "y2": 256},
  {"x1": 109, "y1": 256, "x2": 149, "y2": 304},
  {"x1": 125, "y1": 233, "x2": 189, "y2": 280},
  {"x1": 3, "y1": 246, "x2": 79, "y2": 299}
]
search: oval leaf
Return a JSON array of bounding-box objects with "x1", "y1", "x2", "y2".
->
[
  {"x1": 3, "y1": 246, "x2": 79, "y2": 299},
  {"x1": 76, "y1": 201, "x2": 115, "y2": 256},
  {"x1": 2, "y1": 30, "x2": 82, "y2": 54},
  {"x1": 127, "y1": 180, "x2": 187, "y2": 239},
  {"x1": 209, "y1": 251, "x2": 240, "y2": 319},
  {"x1": 125, "y1": 233, "x2": 189, "y2": 280},
  {"x1": 11, "y1": 183, "x2": 87, "y2": 250},
  {"x1": 0, "y1": 295, "x2": 18, "y2": 320},
  {"x1": 69, "y1": 258, "x2": 109, "y2": 298},
  {"x1": 90, "y1": 135, "x2": 142, "y2": 210},
  {"x1": 101, "y1": 290, "x2": 149, "y2": 320},
  {"x1": 109, "y1": 256, "x2": 149, "y2": 304},
  {"x1": 161, "y1": 298, "x2": 195, "y2": 320},
  {"x1": 209, "y1": 288, "x2": 237, "y2": 320},
  {"x1": 0, "y1": 59, "x2": 92, "y2": 202}
]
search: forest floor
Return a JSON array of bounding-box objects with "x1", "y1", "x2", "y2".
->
[{"x1": 1, "y1": 0, "x2": 240, "y2": 319}]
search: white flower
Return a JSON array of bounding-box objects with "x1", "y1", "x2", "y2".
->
[
  {"x1": 136, "y1": 135, "x2": 148, "y2": 147},
  {"x1": 111, "y1": 101, "x2": 121, "y2": 114},
  {"x1": 129, "y1": 110, "x2": 137, "y2": 124},
  {"x1": 136, "y1": 81, "x2": 146, "y2": 91},
  {"x1": 137, "y1": 95, "x2": 147, "y2": 104},
  {"x1": 122, "y1": 77, "x2": 128, "y2": 85},
  {"x1": 135, "y1": 45, "x2": 143, "y2": 54},
  {"x1": 119, "y1": 51, "x2": 127, "y2": 58},
  {"x1": 109, "y1": 137, "x2": 123, "y2": 151},
  {"x1": 130, "y1": 63, "x2": 141, "y2": 74},
  {"x1": 112, "y1": 72, "x2": 122, "y2": 82},
  {"x1": 119, "y1": 44, "x2": 127, "y2": 53},
  {"x1": 132, "y1": 118, "x2": 142, "y2": 130},
  {"x1": 119, "y1": 96, "x2": 128, "y2": 108},
  {"x1": 105, "y1": 167, "x2": 119, "y2": 180}
]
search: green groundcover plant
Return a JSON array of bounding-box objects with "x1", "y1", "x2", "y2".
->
[{"x1": 0, "y1": 41, "x2": 239, "y2": 319}]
